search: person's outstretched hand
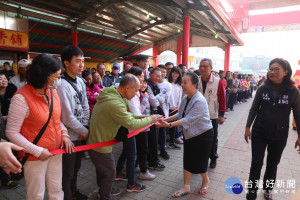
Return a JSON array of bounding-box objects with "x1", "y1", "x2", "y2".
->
[
  {"x1": 0, "y1": 142, "x2": 23, "y2": 174},
  {"x1": 156, "y1": 119, "x2": 169, "y2": 128},
  {"x1": 149, "y1": 114, "x2": 162, "y2": 124},
  {"x1": 244, "y1": 127, "x2": 251, "y2": 143}
]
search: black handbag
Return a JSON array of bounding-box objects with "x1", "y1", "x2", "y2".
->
[{"x1": 115, "y1": 126, "x2": 129, "y2": 142}]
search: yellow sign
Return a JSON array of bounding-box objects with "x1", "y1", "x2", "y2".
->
[
  {"x1": 188, "y1": 56, "x2": 194, "y2": 62},
  {"x1": 0, "y1": 28, "x2": 29, "y2": 51}
]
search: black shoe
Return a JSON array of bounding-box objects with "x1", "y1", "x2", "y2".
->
[
  {"x1": 72, "y1": 191, "x2": 88, "y2": 200},
  {"x1": 169, "y1": 143, "x2": 181, "y2": 150},
  {"x1": 230, "y1": 108, "x2": 234, "y2": 111},
  {"x1": 246, "y1": 190, "x2": 257, "y2": 200},
  {"x1": 111, "y1": 187, "x2": 121, "y2": 196},
  {"x1": 148, "y1": 163, "x2": 165, "y2": 171},
  {"x1": 127, "y1": 183, "x2": 146, "y2": 192},
  {"x1": 160, "y1": 151, "x2": 170, "y2": 160},
  {"x1": 97, "y1": 187, "x2": 121, "y2": 199},
  {"x1": 210, "y1": 160, "x2": 217, "y2": 169}
]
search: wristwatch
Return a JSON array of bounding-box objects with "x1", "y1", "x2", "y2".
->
[{"x1": 169, "y1": 122, "x2": 172, "y2": 127}]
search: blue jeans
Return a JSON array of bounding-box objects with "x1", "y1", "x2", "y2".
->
[
  {"x1": 159, "y1": 127, "x2": 167, "y2": 152},
  {"x1": 116, "y1": 136, "x2": 137, "y2": 186}
]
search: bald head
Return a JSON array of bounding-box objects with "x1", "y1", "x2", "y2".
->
[
  {"x1": 118, "y1": 74, "x2": 140, "y2": 100},
  {"x1": 119, "y1": 74, "x2": 139, "y2": 88}
]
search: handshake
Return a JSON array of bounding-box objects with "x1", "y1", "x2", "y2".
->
[
  {"x1": 148, "y1": 115, "x2": 170, "y2": 128},
  {"x1": 139, "y1": 115, "x2": 171, "y2": 128}
]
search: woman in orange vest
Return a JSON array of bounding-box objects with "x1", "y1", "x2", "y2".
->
[
  {"x1": 242, "y1": 76, "x2": 249, "y2": 102},
  {"x1": 6, "y1": 54, "x2": 74, "y2": 200}
]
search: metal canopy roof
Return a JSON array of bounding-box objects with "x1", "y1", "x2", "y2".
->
[
  {"x1": 0, "y1": 0, "x2": 243, "y2": 48},
  {"x1": 28, "y1": 20, "x2": 148, "y2": 63}
]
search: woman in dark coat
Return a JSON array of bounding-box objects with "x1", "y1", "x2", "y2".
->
[{"x1": 245, "y1": 58, "x2": 300, "y2": 200}]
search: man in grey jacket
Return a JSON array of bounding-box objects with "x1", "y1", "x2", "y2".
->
[{"x1": 57, "y1": 46, "x2": 89, "y2": 200}]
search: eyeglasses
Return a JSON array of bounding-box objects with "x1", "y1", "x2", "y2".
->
[
  {"x1": 49, "y1": 75, "x2": 62, "y2": 80},
  {"x1": 268, "y1": 68, "x2": 281, "y2": 73},
  {"x1": 199, "y1": 65, "x2": 210, "y2": 68}
]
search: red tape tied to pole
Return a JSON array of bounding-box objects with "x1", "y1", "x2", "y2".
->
[{"x1": 50, "y1": 107, "x2": 179, "y2": 155}]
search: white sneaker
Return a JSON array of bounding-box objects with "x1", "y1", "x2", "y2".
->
[{"x1": 138, "y1": 170, "x2": 156, "y2": 180}]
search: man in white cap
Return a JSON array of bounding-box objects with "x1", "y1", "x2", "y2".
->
[{"x1": 9, "y1": 59, "x2": 30, "y2": 89}]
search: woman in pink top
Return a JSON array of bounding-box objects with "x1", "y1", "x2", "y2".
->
[{"x1": 82, "y1": 70, "x2": 101, "y2": 118}]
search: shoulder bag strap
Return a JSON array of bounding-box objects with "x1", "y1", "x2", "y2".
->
[
  {"x1": 21, "y1": 89, "x2": 54, "y2": 165},
  {"x1": 62, "y1": 77, "x2": 82, "y2": 103}
]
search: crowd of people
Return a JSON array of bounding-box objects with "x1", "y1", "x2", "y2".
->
[{"x1": 0, "y1": 45, "x2": 299, "y2": 200}]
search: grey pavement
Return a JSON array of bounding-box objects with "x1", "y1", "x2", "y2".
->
[{"x1": 1, "y1": 94, "x2": 300, "y2": 200}]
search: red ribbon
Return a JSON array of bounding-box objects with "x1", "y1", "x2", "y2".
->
[{"x1": 50, "y1": 107, "x2": 179, "y2": 155}]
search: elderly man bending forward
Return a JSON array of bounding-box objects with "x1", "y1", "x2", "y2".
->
[{"x1": 87, "y1": 74, "x2": 161, "y2": 200}]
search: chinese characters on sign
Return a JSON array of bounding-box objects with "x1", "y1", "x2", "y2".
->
[
  {"x1": 244, "y1": 179, "x2": 296, "y2": 194},
  {"x1": 0, "y1": 28, "x2": 29, "y2": 51}
]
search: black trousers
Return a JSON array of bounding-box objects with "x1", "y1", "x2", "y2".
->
[
  {"x1": 237, "y1": 91, "x2": 243, "y2": 102},
  {"x1": 243, "y1": 90, "x2": 248, "y2": 100},
  {"x1": 135, "y1": 131, "x2": 149, "y2": 173},
  {"x1": 246, "y1": 136, "x2": 287, "y2": 200},
  {"x1": 0, "y1": 168, "x2": 9, "y2": 183},
  {"x1": 62, "y1": 140, "x2": 85, "y2": 200},
  {"x1": 210, "y1": 119, "x2": 219, "y2": 161},
  {"x1": 148, "y1": 125, "x2": 159, "y2": 166},
  {"x1": 228, "y1": 93, "x2": 237, "y2": 110},
  {"x1": 169, "y1": 109, "x2": 178, "y2": 144},
  {"x1": 226, "y1": 90, "x2": 230, "y2": 109}
]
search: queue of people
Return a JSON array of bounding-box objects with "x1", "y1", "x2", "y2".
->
[{"x1": 0, "y1": 46, "x2": 299, "y2": 200}]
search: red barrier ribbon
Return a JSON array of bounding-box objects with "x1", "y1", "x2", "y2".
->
[{"x1": 50, "y1": 107, "x2": 179, "y2": 155}]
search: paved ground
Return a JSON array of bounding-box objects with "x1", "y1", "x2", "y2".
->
[{"x1": 1, "y1": 95, "x2": 300, "y2": 200}]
